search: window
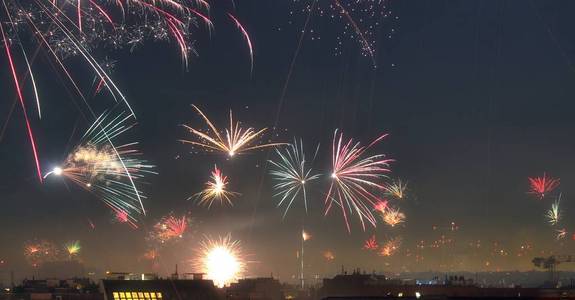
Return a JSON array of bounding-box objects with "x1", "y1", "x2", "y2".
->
[{"x1": 113, "y1": 291, "x2": 164, "y2": 300}]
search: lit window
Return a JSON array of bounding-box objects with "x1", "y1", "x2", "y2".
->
[
  {"x1": 151, "y1": 293, "x2": 156, "y2": 298},
  {"x1": 120, "y1": 292, "x2": 126, "y2": 298},
  {"x1": 157, "y1": 293, "x2": 162, "y2": 298},
  {"x1": 138, "y1": 293, "x2": 144, "y2": 298},
  {"x1": 132, "y1": 292, "x2": 138, "y2": 298},
  {"x1": 144, "y1": 292, "x2": 150, "y2": 298},
  {"x1": 113, "y1": 292, "x2": 119, "y2": 299}
]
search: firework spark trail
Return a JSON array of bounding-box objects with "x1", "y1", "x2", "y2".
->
[
  {"x1": 181, "y1": 105, "x2": 285, "y2": 157},
  {"x1": 34, "y1": 0, "x2": 136, "y2": 116},
  {"x1": 196, "y1": 235, "x2": 246, "y2": 288},
  {"x1": 269, "y1": 139, "x2": 320, "y2": 217},
  {"x1": 287, "y1": 0, "x2": 394, "y2": 61},
  {"x1": 528, "y1": 173, "x2": 560, "y2": 199},
  {"x1": 325, "y1": 130, "x2": 392, "y2": 232},
  {"x1": 2, "y1": 0, "x2": 240, "y2": 175},
  {"x1": 0, "y1": 21, "x2": 43, "y2": 182},
  {"x1": 227, "y1": 13, "x2": 253, "y2": 74},
  {"x1": 193, "y1": 165, "x2": 239, "y2": 207},
  {"x1": 1, "y1": 1, "x2": 43, "y2": 119},
  {"x1": 43, "y1": 111, "x2": 155, "y2": 223},
  {"x1": 333, "y1": 0, "x2": 377, "y2": 68}
]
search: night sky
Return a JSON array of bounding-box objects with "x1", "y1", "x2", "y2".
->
[{"x1": 2, "y1": 0, "x2": 575, "y2": 282}]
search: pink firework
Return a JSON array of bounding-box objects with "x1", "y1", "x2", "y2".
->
[
  {"x1": 113, "y1": 209, "x2": 138, "y2": 229},
  {"x1": 374, "y1": 199, "x2": 389, "y2": 213},
  {"x1": 528, "y1": 173, "x2": 560, "y2": 199},
  {"x1": 363, "y1": 235, "x2": 379, "y2": 251},
  {"x1": 227, "y1": 13, "x2": 254, "y2": 74},
  {"x1": 325, "y1": 130, "x2": 393, "y2": 232}
]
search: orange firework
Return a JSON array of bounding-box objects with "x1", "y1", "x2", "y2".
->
[
  {"x1": 194, "y1": 235, "x2": 247, "y2": 288},
  {"x1": 24, "y1": 240, "x2": 59, "y2": 267},
  {"x1": 323, "y1": 251, "x2": 335, "y2": 261},
  {"x1": 181, "y1": 105, "x2": 285, "y2": 158},
  {"x1": 193, "y1": 165, "x2": 240, "y2": 207},
  {"x1": 379, "y1": 237, "x2": 401, "y2": 257},
  {"x1": 382, "y1": 206, "x2": 406, "y2": 227}
]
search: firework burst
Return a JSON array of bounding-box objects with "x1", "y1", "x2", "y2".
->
[
  {"x1": 193, "y1": 165, "x2": 239, "y2": 207},
  {"x1": 195, "y1": 235, "x2": 246, "y2": 288},
  {"x1": 363, "y1": 235, "x2": 378, "y2": 251},
  {"x1": 112, "y1": 209, "x2": 138, "y2": 229},
  {"x1": 181, "y1": 105, "x2": 285, "y2": 157},
  {"x1": 323, "y1": 250, "x2": 335, "y2": 261},
  {"x1": 385, "y1": 179, "x2": 407, "y2": 200},
  {"x1": 65, "y1": 240, "x2": 81, "y2": 257},
  {"x1": 556, "y1": 228, "x2": 567, "y2": 240},
  {"x1": 2, "y1": 0, "x2": 252, "y2": 182},
  {"x1": 378, "y1": 236, "x2": 401, "y2": 257},
  {"x1": 287, "y1": 0, "x2": 397, "y2": 65},
  {"x1": 24, "y1": 240, "x2": 59, "y2": 267},
  {"x1": 269, "y1": 139, "x2": 320, "y2": 217},
  {"x1": 382, "y1": 206, "x2": 406, "y2": 227},
  {"x1": 43, "y1": 111, "x2": 156, "y2": 224},
  {"x1": 528, "y1": 173, "x2": 560, "y2": 199},
  {"x1": 545, "y1": 195, "x2": 561, "y2": 226},
  {"x1": 325, "y1": 130, "x2": 392, "y2": 232},
  {"x1": 149, "y1": 213, "x2": 191, "y2": 244}
]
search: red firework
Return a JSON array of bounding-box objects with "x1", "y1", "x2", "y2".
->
[
  {"x1": 528, "y1": 173, "x2": 560, "y2": 199},
  {"x1": 150, "y1": 213, "x2": 190, "y2": 244},
  {"x1": 363, "y1": 235, "x2": 379, "y2": 251}
]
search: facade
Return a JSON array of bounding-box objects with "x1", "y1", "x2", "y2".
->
[
  {"x1": 101, "y1": 279, "x2": 220, "y2": 300},
  {"x1": 226, "y1": 277, "x2": 284, "y2": 300},
  {"x1": 319, "y1": 272, "x2": 575, "y2": 299}
]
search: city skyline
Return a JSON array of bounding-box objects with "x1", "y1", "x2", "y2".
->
[{"x1": 1, "y1": 0, "x2": 575, "y2": 286}]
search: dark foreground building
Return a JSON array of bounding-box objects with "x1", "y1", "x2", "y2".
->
[
  {"x1": 101, "y1": 279, "x2": 220, "y2": 300},
  {"x1": 0, "y1": 277, "x2": 101, "y2": 300},
  {"x1": 226, "y1": 277, "x2": 283, "y2": 300},
  {"x1": 319, "y1": 271, "x2": 575, "y2": 300}
]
